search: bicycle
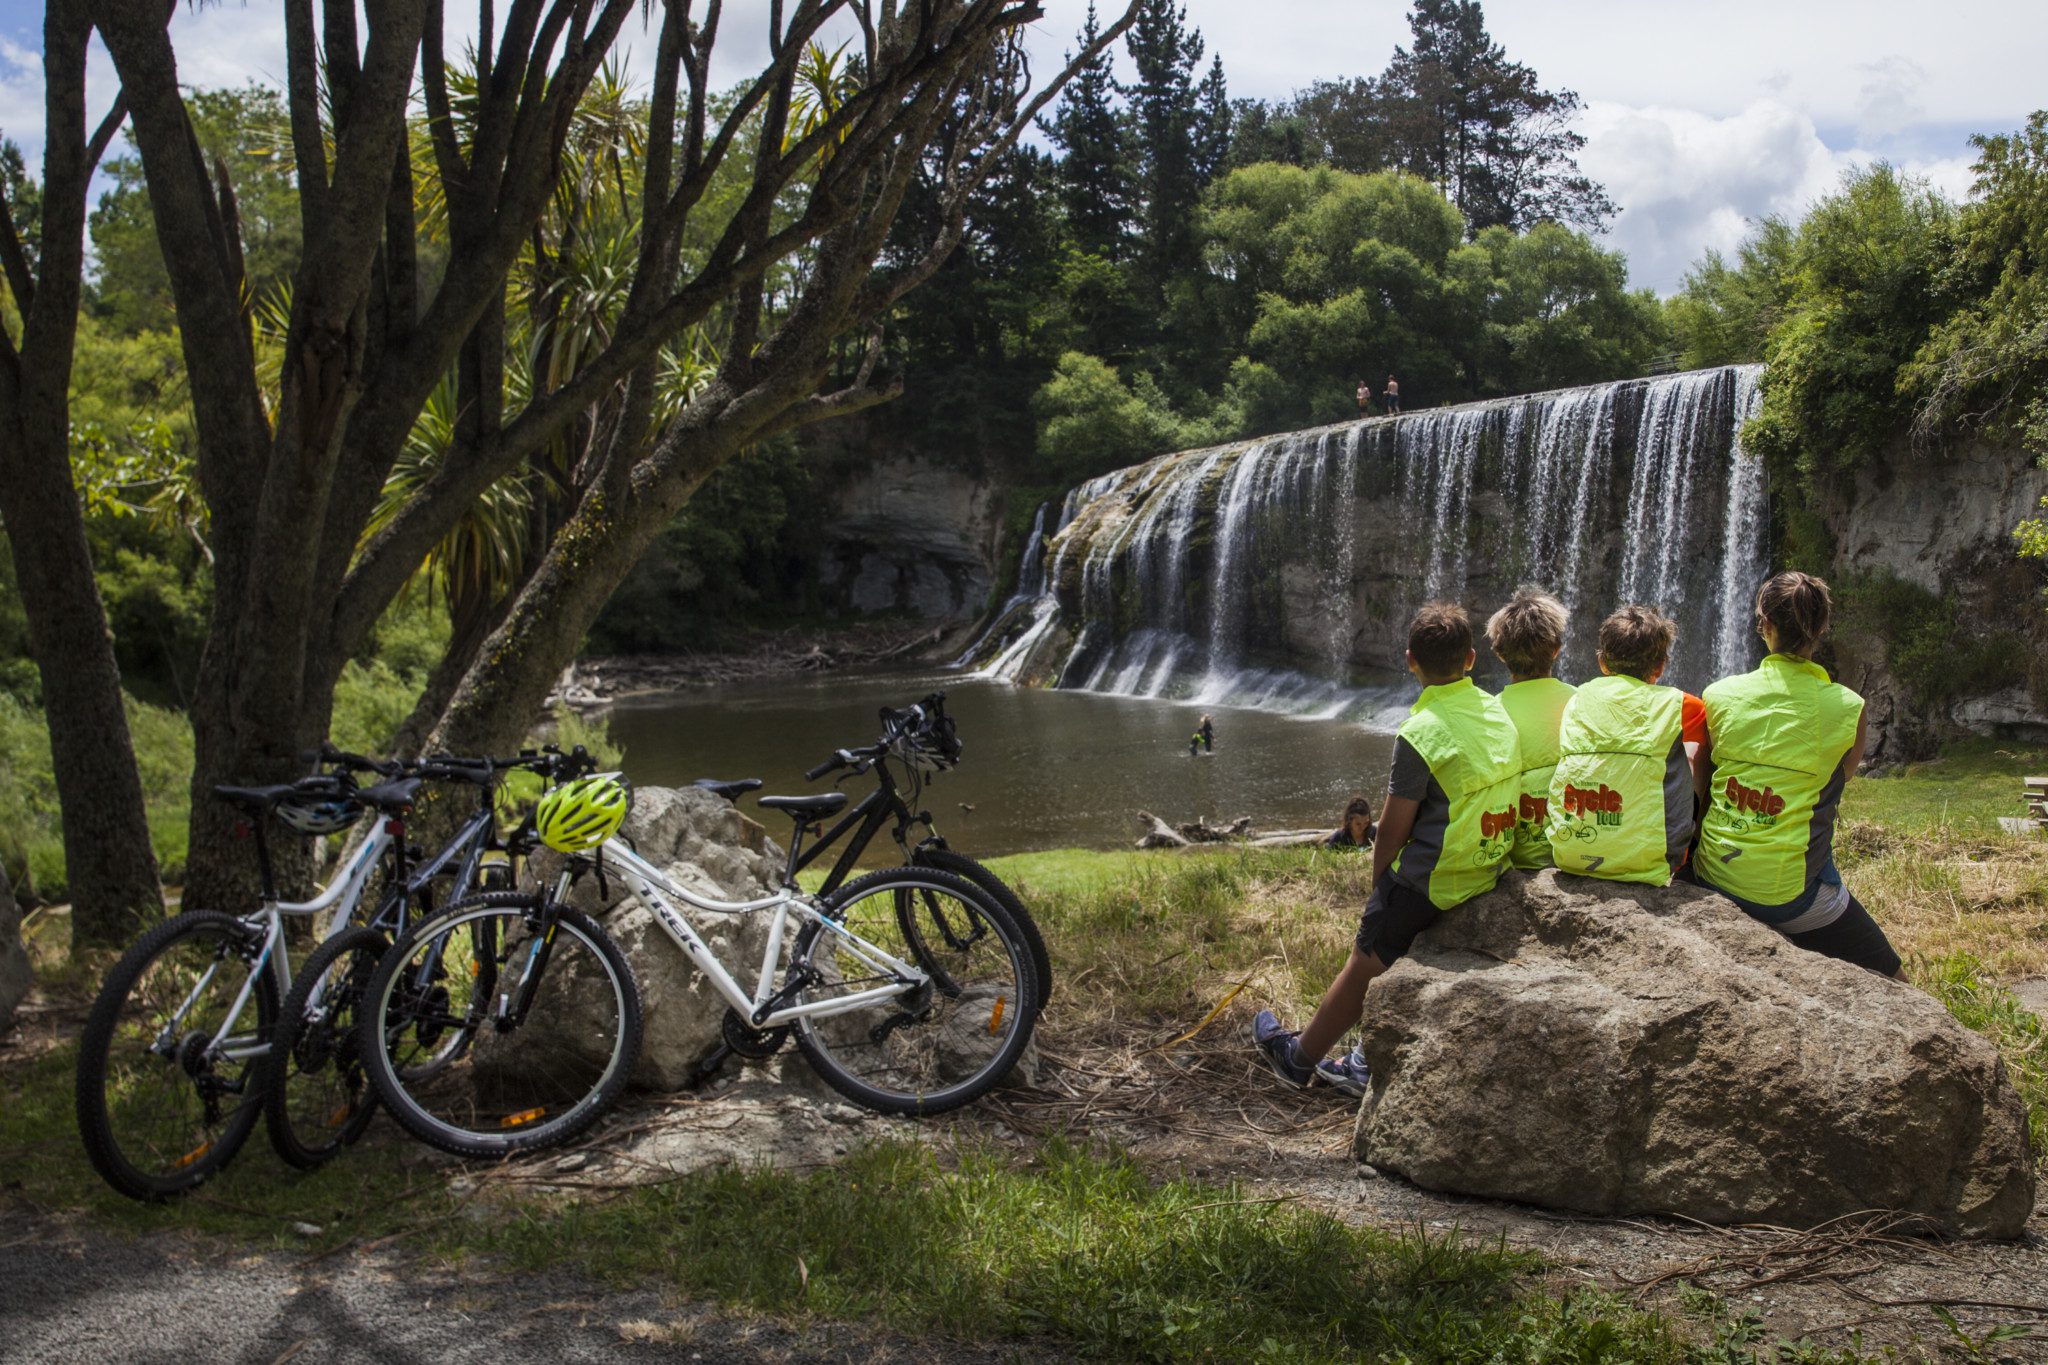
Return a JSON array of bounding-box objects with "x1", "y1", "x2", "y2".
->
[
  {"x1": 74, "y1": 746, "x2": 581, "y2": 1199},
  {"x1": 359, "y1": 771, "x2": 1042, "y2": 1158},
  {"x1": 258, "y1": 748, "x2": 585, "y2": 1171},
  {"x1": 686, "y1": 692, "x2": 1052, "y2": 1082}
]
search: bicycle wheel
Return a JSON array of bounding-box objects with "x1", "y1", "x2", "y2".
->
[
  {"x1": 361, "y1": 893, "x2": 642, "y2": 1158},
  {"x1": 792, "y1": 867, "x2": 1038, "y2": 1116},
  {"x1": 911, "y1": 846, "x2": 1054, "y2": 1008},
  {"x1": 76, "y1": 911, "x2": 279, "y2": 1200},
  {"x1": 264, "y1": 926, "x2": 384, "y2": 1169}
]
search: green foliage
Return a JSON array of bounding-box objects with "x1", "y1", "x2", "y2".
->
[
  {"x1": 1032, "y1": 352, "x2": 1193, "y2": 482},
  {"x1": 1916, "y1": 952, "x2": 2048, "y2": 1153},
  {"x1": 1904, "y1": 112, "x2": 2048, "y2": 458},
  {"x1": 1742, "y1": 166, "x2": 1956, "y2": 485},
  {"x1": 0, "y1": 693, "x2": 192, "y2": 900},
  {"x1": 587, "y1": 437, "x2": 817, "y2": 653},
  {"x1": 1833, "y1": 572, "x2": 2027, "y2": 711},
  {"x1": 88, "y1": 85, "x2": 301, "y2": 335},
  {"x1": 1664, "y1": 219, "x2": 1797, "y2": 369}
]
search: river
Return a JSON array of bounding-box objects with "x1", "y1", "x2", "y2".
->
[{"x1": 606, "y1": 672, "x2": 1399, "y2": 860}]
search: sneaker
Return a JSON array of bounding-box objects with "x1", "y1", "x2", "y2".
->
[
  {"x1": 1315, "y1": 1047, "x2": 1372, "y2": 1098},
  {"x1": 1251, "y1": 1009, "x2": 1313, "y2": 1089}
]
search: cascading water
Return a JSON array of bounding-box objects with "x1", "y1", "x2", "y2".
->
[{"x1": 962, "y1": 365, "x2": 1767, "y2": 721}]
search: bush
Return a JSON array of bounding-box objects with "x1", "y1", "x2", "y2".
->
[
  {"x1": 0, "y1": 692, "x2": 192, "y2": 901},
  {"x1": 1833, "y1": 571, "x2": 2027, "y2": 709}
]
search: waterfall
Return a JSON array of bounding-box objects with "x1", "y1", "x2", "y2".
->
[{"x1": 961, "y1": 364, "x2": 1769, "y2": 719}]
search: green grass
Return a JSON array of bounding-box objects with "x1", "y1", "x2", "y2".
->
[
  {"x1": 1841, "y1": 738, "x2": 2046, "y2": 838},
  {"x1": 0, "y1": 1046, "x2": 461, "y2": 1253},
  {"x1": 457, "y1": 1137, "x2": 1869, "y2": 1364}
]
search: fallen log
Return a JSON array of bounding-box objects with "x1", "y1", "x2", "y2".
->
[{"x1": 1135, "y1": 810, "x2": 1190, "y2": 849}]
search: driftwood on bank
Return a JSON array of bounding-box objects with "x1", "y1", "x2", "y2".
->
[{"x1": 1134, "y1": 810, "x2": 1346, "y2": 851}]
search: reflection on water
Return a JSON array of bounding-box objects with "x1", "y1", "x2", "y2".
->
[{"x1": 605, "y1": 672, "x2": 1401, "y2": 860}]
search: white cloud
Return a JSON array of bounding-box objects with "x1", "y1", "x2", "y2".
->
[{"x1": 1576, "y1": 98, "x2": 1986, "y2": 294}]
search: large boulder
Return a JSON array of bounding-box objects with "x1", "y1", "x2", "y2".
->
[
  {"x1": 0, "y1": 863, "x2": 28, "y2": 1024},
  {"x1": 1352, "y1": 871, "x2": 2036, "y2": 1238},
  {"x1": 509, "y1": 786, "x2": 790, "y2": 1091}
]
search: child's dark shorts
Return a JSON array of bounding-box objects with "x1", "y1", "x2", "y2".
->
[{"x1": 1355, "y1": 874, "x2": 1443, "y2": 966}]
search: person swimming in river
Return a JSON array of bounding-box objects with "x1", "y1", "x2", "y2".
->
[
  {"x1": 1324, "y1": 794, "x2": 1376, "y2": 849},
  {"x1": 1199, "y1": 715, "x2": 1215, "y2": 751}
]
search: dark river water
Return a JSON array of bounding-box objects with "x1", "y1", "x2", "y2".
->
[{"x1": 605, "y1": 672, "x2": 1401, "y2": 859}]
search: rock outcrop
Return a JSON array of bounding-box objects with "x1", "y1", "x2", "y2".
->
[
  {"x1": 0, "y1": 864, "x2": 28, "y2": 1024},
  {"x1": 1351, "y1": 871, "x2": 2035, "y2": 1238}
]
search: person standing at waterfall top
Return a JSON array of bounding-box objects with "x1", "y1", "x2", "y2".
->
[
  {"x1": 1692, "y1": 573, "x2": 1903, "y2": 978},
  {"x1": 1253, "y1": 602, "x2": 1520, "y2": 1097},
  {"x1": 1546, "y1": 605, "x2": 1696, "y2": 886},
  {"x1": 1383, "y1": 374, "x2": 1401, "y2": 413},
  {"x1": 1486, "y1": 588, "x2": 1574, "y2": 871},
  {"x1": 1356, "y1": 380, "x2": 1373, "y2": 416}
]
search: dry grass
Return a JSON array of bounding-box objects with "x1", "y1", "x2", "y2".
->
[{"x1": 1836, "y1": 820, "x2": 2048, "y2": 979}]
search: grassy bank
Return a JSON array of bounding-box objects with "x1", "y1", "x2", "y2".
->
[{"x1": 5, "y1": 739, "x2": 2044, "y2": 1360}]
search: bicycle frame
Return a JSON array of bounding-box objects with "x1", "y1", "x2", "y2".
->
[
  {"x1": 793, "y1": 758, "x2": 943, "y2": 896},
  {"x1": 175, "y1": 806, "x2": 500, "y2": 1067},
  {"x1": 584, "y1": 838, "x2": 928, "y2": 1030}
]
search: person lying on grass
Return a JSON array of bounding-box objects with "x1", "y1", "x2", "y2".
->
[{"x1": 1253, "y1": 602, "x2": 1520, "y2": 1097}]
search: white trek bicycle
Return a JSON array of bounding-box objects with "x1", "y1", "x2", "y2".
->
[{"x1": 359, "y1": 787, "x2": 1042, "y2": 1157}]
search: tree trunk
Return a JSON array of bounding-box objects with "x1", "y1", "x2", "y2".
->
[{"x1": 0, "y1": 411, "x2": 163, "y2": 947}]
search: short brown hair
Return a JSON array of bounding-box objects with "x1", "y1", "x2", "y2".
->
[
  {"x1": 1485, "y1": 587, "x2": 1568, "y2": 676},
  {"x1": 1598, "y1": 604, "x2": 1676, "y2": 679},
  {"x1": 1408, "y1": 602, "x2": 1473, "y2": 680},
  {"x1": 1755, "y1": 571, "x2": 1832, "y2": 656}
]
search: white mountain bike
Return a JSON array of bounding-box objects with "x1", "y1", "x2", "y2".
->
[{"x1": 358, "y1": 788, "x2": 1042, "y2": 1158}]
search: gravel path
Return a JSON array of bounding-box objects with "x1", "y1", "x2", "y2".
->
[{"x1": 0, "y1": 1209, "x2": 1036, "y2": 1365}]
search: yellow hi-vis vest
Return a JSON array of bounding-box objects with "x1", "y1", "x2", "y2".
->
[
  {"x1": 1392, "y1": 677, "x2": 1521, "y2": 908},
  {"x1": 1547, "y1": 673, "x2": 1687, "y2": 886},
  {"x1": 1496, "y1": 676, "x2": 1576, "y2": 871},
  {"x1": 1698, "y1": 654, "x2": 1863, "y2": 906}
]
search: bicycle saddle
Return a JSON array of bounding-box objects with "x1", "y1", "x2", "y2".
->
[
  {"x1": 356, "y1": 777, "x2": 424, "y2": 812},
  {"x1": 693, "y1": 777, "x2": 764, "y2": 802},
  {"x1": 210, "y1": 782, "x2": 303, "y2": 810},
  {"x1": 756, "y1": 792, "x2": 848, "y2": 819}
]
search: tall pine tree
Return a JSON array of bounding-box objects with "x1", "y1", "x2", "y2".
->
[
  {"x1": 1381, "y1": 0, "x2": 1612, "y2": 232},
  {"x1": 1192, "y1": 56, "x2": 1233, "y2": 183},
  {"x1": 1122, "y1": 0, "x2": 1206, "y2": 301},
  {"x1": 1046, "y1": 3, "x2": 1132, "y2": 263}
]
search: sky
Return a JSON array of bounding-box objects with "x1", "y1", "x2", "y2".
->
[{"x1": 0, "y1": 0, "x2": 2041, "y2": 295}]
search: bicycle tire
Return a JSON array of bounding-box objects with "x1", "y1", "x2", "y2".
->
[
  {"x1": 76, "y1": 910, "x2": 279, "y2": 1201},
  {"x1": 910, "y1": 847, "x2": 1053, "y2": 1008},
  {"x1": 792, "y1": 867, "x2": 1038, "y2": 1117},
  {"x1": 264, "y1": 926, "x2": 385, "y2": 1169},
  {"x1": 361, "y1": 892, "x2": 642, "y2": 1158}
]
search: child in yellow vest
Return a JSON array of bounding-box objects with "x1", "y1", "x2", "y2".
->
[
  {"x1": 1485, "y1": 587, "x2": 1574, "y2": 871},
  {"x1": 1253, "y1": 603, "x2": 1520, "y2": 1096},
  {"x1": 1694, "y1": 572, "x2": 1901, "y2": 977},
  {"x1": 1547, "y1": 605, "x2": 1696, "y2": 885}
]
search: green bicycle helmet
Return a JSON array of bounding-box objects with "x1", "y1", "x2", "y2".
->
[{"x1": 534, "y1": 773, "x2": 631, "y2": 852}]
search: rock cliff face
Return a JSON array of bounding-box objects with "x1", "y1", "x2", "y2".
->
[
  {"x1": 1353, "y1": 871, "x2": 2036, "y2": 1238},
  {"x1": 810, "y1": 448, "x2": 1005, "y2": 622},
  {"x1": 1820, "y1": 439, "x2": 2048, "y2": 761}
]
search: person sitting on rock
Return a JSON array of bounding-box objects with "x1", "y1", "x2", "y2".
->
[
  {"x1": 1253, "y1": 602, "x2": 1520, "y2": 1098},
  {"x1": 1323, "y1": 794, "x2": 1377, "y2": 850},
  {"x1": 1547, "y1": 605, "x2": 1696, "y2": 885},
  {"x1": 1693, "y1": 572, "x2": 1903, "y2": 978},
  {"x1": 1486, "y1": 586, "x2": 1574, "y2": 872}
]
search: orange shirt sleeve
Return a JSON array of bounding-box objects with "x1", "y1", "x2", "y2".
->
[{"x1": 1681, "y1": 692, "x2": 1707, "y2": 747}]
